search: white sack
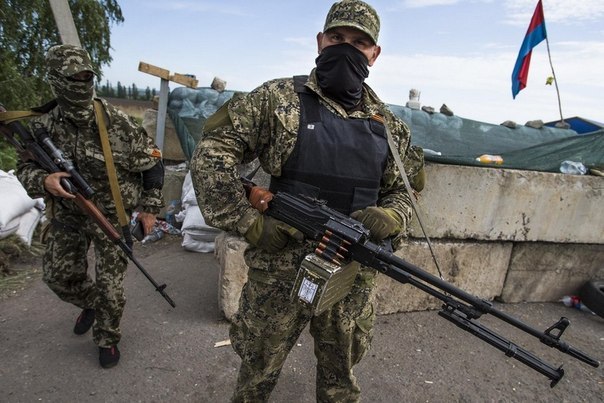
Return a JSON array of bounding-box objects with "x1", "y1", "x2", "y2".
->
[
  {"x1": 0, "y1": 216, "x2": 20, "y2": 239},
  {"x1": 181, "y1": 171, "x2": 198, "y2": 209},
  {"x1": 0, "y1": 170, "x2": 36, "y2": 228},
  {"x1": 181, "y1": 233, "x2": 215, "y2": 253},
  {"x1": 16, "y1": 206, "x2": 44, "y2": 246},
  {"x1": 179, "y1": 170, "x2": 222, "y2": 253}
]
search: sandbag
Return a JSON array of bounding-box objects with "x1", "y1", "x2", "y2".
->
[
  {"x1": 182, "y1": 233, "x2": 216, "y2": 253},
  {"x1": 0, "y1": 170, "x2": 36, "y2": 229},
  {"x1": 16, "y1": 205, "x2": 45, "y2": 246},
  {"x1": 0, "y1": 216, "x2": 20, "y2": 239},
  {"x1": 179, "y1": 170, "x2": 222, "y2": 253},
  {"x1": 181, "y1": 205, "x2": 221, "y2": 242},
  {"x1": 180, "y1": 171, "x2": 198, "y2": 209}
]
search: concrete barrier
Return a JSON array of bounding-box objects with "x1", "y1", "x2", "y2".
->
[
  {"x1": 408, "y1": 164, "x2": 604, "y2": 244},
  {"x1": 212, "y1": 163, "x2": 604, "y2": 318}
]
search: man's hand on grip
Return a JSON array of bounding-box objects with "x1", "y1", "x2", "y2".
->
[
  {"x1": 350, "y1": 206, "x2": 402, "y2": 242},
  {"x1": 244, "y1": 215, "x2": 304, "y2": 253},
  {"x1": 44, "y1": 172, "x2": 76, "y2": 199}
]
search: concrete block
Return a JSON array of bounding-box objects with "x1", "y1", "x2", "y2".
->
[
  {"x1": 213, "y1": 234, "x2": 513, "y2": 318},
  {"x1": 409, "y1": 163, "x2": 604, "y2": 244},
  {"x1": 215, "y1": 232, "x2": 248, "y2": 321},
  {"x1": 375, "y1": 239, "x2": 511, "y2": 314},
  {"x1": 499, "y1": 243, "x2": 604, "y2": 303}
]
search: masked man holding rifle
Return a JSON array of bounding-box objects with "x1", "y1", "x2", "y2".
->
[{"x1": 16, "y1": 44, "x2": 164, "y2": 369}]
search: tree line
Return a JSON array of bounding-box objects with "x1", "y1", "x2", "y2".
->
[
  {"x1": 96, "y1": 81, "x2": 157, "y2": 102},
  {"x1": 0, "y1": 0, "x2": 124, "y2": 170}
]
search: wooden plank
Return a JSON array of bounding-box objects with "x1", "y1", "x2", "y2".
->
[
  {"x1": 49, "y1": 0, "x2": 82, "y2": 47},
  {"x1": 169, "y1": 73, "x2": 198, "y2": 88},
  {"x1": 138, "y1": 62, "x2": 170, "y2": 80}
]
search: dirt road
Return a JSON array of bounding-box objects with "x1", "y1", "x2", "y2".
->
[{"x1": 1, "y1": 235, "x2": 603, "y2": 402}]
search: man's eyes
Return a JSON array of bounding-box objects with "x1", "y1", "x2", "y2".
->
[
  {"x1": 354, "y1": 39, "x2": 371, "y2": 48},
  {"x1": 328, "y1": 35, "x2": 369, "y2": 47}
]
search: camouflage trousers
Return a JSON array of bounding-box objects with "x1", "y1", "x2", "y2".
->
[
  {"x1": 229, "y1": 265, "x2": 377, "y2": 403},
  {"x1": 42, "y1": 210, "x2": 128, "y2": 347}
]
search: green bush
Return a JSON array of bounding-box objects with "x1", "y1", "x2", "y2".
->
[{"x1": 0, "y1": 137, "x2": 18, "y2": 171}]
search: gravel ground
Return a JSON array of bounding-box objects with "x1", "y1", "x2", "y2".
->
[{"x1": 1, "y1": 235, "x2": 602, "y2": 402}]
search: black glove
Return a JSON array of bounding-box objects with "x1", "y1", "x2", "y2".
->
[
  {"x1": 244, "y1": 215, "x2": 304, "y2": 253},
  {"x1": 350, "y1": 206, "x2": 402, "y2": 242}
]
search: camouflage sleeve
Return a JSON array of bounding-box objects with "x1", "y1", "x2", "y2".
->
[
  {"x1": 377, "y1": 111, "x2": 421, "y2": 243},
  {"x1": 190, "y1": 86, "x2": 276, "y2": 234},
  {"x1": 15, "y1": 117, "x2": 52, "y2": 199},
  {"x1": 16, "y1": 160, "x2": 48, "y2": 199},
  {"x1": 131, "y1": 124, "x2": 164, "y2": 213},
  {"x1": 107, "y1": 104, "x2": 164, "y2": 212},
  {"x1": 138, "y1": 186, "x2": 163, "y2": 214}
]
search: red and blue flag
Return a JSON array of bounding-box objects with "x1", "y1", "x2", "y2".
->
[{"x1": 511, "y1": 0, "x2": 547, "y2": 98}]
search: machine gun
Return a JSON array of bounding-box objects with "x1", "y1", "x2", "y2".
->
[
  {"x1": 0, "y1": 106, "x2": 175, "y2": 308},
  {"x1": 244, "y1": 185, "x2": 599, "y2": 387}
]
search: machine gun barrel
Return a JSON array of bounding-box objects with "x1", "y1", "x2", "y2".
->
[{"x1": 264, "y1": 191, "x2": 600, "y2": 386}]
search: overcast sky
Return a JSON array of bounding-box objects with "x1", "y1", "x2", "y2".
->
[{"x1": 102, "y1": 0, "x2": 604, "y2": 125}]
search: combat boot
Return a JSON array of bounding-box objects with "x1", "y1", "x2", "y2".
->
[
  {"x1": 73, "y1": 308, "x2": 95, "y2": 335},
  {"x1": 99, "y1": 345, "x2": 120, "y2": 369}
]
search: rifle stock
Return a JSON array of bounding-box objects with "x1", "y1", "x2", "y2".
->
[
  {"x1": 261, "y1": 190, "x2": 600, "y2": 387},
  {"x1": 0, "y1": 106, "x2": 175, "y2": 308}
]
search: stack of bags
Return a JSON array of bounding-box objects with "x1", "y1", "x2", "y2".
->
[
  {"x1": 0, "y1": 170, "x2": 45, "y2": 245},
  {"x1": 177, "y1": 171, "x2": 222, "y2": 253}
]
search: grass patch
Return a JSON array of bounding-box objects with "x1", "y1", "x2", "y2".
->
[{"x1": 0, "y1": 235, "x2": 44, "y2": 300}]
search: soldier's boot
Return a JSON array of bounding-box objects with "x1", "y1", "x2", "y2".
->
[
  {"x1": 73, "y1": 308, "x2": 95, "y2": 335},
  {"x1": 99, "y1": 345, "x2": 120, "y2": 369}
]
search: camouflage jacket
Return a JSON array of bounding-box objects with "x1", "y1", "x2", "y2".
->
[
  {"x1": 192, "y1": 71, "x2": 422, "y2": 246},
  {"x1": 17, "y1": 98, "x2": 164, "y2": 217}
]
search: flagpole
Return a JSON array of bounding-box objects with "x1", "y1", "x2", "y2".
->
[{"x1": 544, "y1": 36, "x2": 565, "y2": 123}]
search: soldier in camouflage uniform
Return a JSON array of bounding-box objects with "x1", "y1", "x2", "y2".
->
[
  {"x1": 191, "y1": 1, "x2": 424, "y2": 401},
  {"x1": 16, "y1": 44, "x2": 164, "y2": 369}
]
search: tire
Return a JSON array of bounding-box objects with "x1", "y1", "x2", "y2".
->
[{"x1": 579, "y1": 280, "x2": 604, "y2": 318}]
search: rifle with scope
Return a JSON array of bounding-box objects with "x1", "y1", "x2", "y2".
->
[{"x1": 0, "y1": 105, "x2": 175, "y2": 308}]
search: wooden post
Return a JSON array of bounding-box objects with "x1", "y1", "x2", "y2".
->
[
  {"x1": 138, "y1": 62, "x2": 198, "y2": 152},
  {"x1": 48, "y1": 0, "x2": 82, "y2": 47}
]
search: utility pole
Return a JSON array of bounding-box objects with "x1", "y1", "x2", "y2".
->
[{"x1": 48, "y1": 0, "x2": 82, "y2": 46}]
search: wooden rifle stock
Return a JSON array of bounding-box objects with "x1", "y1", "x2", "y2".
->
[
  {"x1": 74, "y1": 194, "x2": 175, "y2": 307},
  {"x1": 73, "y1": 194, "x2": 121, "y2": 240}
]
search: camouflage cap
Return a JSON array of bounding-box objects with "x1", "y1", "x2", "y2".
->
[
  {"x1": 323, "y1": 0, "x2": 380, "y2": 44},
  {"x1": 45, "y1": 44, "x2": 97, "y2": 77}
]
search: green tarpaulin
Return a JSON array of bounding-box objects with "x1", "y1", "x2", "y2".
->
[{"x1": 168, "y1": 87, "x2": 604, "y2": 174}]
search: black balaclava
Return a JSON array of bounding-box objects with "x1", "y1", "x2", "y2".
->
[{"x1": 315, "y1": 42, "x2": 370, "y2": 110}]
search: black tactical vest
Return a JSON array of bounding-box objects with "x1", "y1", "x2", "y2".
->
[{"x1": 269, "y1": 76, "x2": 389, "y2": 215}]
